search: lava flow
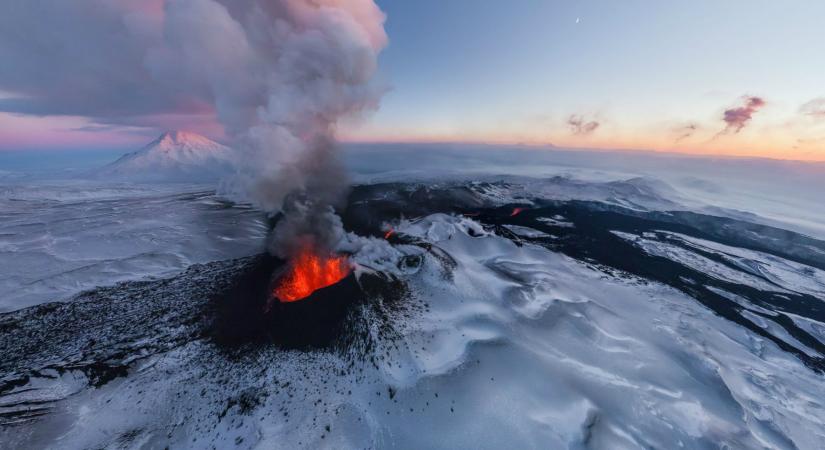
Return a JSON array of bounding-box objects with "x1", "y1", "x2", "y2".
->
[
  {"x1": 510, "y1": 207, "x2": 527, "y2": 217},
  {"x1": 273, "y1": 246, "x2": 351, "y2": 303},
  {"x1": 384, "y1": 228, "x2": 395, "y2": 239}
]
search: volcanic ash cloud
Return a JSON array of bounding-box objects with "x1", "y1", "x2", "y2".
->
[
  {"x1": 160, "y1": 0, "x2": 388, "y2": 257},
  {"x1": 0, "y1": 0, "x2": 389, "y2": 258}
]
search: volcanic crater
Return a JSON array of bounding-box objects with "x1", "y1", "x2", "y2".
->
[{"x1": 209, "y1": 252, "x2": 411, "y2": 353}]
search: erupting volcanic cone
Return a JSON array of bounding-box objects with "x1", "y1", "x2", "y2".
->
[{"x1": 272, "y1": 246, "x2": 351, "y2": 303}]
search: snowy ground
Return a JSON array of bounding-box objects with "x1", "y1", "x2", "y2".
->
[
  {"x1": 1, "y1": 147, "x2": 825, "y2": 449},
  {"x1": 0, "y1": 181, "x2": 266, "y2": 311},
  {"x1": 1, "y1": 211, "x2": 823, "y2": 449}
]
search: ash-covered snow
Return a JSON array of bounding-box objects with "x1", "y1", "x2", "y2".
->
[
  {"x1": 503, "y1": 224, "x2": 554, "y2": 239},
  {"x1": 611, "y1": 230, "x2": 788, "y2": 293},
  {"x1": 663, "y1": 231, "x2": 825, "y2": 299},
  {"x1": 343, "y1": 144, "x2": 825, "y2": 240},
  {"x1": 537, "y1": 215, "x2": 575, "y2": 228}
]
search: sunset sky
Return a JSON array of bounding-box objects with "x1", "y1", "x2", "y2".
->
[{"x1": 2, "y1": 0, "x2": 825, "y2": 161}]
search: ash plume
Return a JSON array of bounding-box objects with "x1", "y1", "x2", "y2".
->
[
  {"x1": 0, "y1": 0, "x2": 388, "y2": 258},
  {"x1": 154, "y1": 0, "x2": 389, "y2": 258},
  {"x1": 720, "y1": 96, "x2": 765, "y2": 134},
  {"x1": 567, "y1": 115, "x2": 600, "y2": 136}
]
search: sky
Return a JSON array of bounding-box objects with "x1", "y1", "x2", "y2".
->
[{"x1": 1, "y1": 0, "x2": 825, "y2": 161}]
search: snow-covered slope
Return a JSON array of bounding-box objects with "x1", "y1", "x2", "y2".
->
[
  {"x1": 0, "y1": 182, "x2": 266, "y2": 311},
  {"x1": 2, "y1": 212, "x2": 824, "y2": 449},
  {"x1": 94, "y1": 131, "x2": 235, "y2": 182}
]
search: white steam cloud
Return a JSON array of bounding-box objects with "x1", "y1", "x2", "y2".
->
[
  {"x1": 0, "y1": 0, "x2": 389, "y2": 257},
  {"x1": 153, "y1": 0, "x2": 388, "y2": 225}
]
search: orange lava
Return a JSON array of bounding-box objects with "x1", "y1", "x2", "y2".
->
[
  {"x1": 510, "y1": 207, "x2": 527, "y2": 217},
  {"x1": 273, "y1": 247, "x2": 351, "y2": 303},
  {"x1": 384, "y1": 228, "x2": 395, "y2": 239}
]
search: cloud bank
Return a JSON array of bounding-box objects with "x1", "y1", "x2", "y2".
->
[{"x1": 0, "y1": 1, "x2": 386, "y2": 133}]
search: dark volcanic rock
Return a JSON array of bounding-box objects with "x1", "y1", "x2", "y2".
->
[
  {"x1": 0, "y1": 258, "x2": 241, "y2": 395},
  {"x1": 0, "y1": 254, "x2": 413, "y2": 431}
]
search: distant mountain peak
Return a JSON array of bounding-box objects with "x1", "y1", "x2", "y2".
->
[
  {"x1": 94, "y1": 131, "x2": 235, "y2": 182},
  {"x1": 154, "y1": 130, "x2": 218, "y2": 148}
]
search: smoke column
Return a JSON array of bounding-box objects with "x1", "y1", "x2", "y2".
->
[
  {"x1": 154, "y1": 0, "x2": 388, "y2": 258},
  {"x1": 0, "y1": 0, "x2": 387, "y2": 258}
]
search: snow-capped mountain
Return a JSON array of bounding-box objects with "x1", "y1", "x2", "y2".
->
[{"x1": 95, "y1": 131, "x2": 235, "y2": 182}]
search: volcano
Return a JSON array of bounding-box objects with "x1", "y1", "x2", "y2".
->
[
  {"x1": 271, "y1": 246, "x2": 351, "y2": 304},
  {"x1": 209, "y1": 250, "x2": 406, "y2": 352},
  {"x1": 95, "y1": 131, "x2": 235, "y2": 182}
]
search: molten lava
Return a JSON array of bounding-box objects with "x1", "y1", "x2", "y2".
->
[
  {"x1": 510, "y1": 207, "x2": 527, "y2": 217},
  {"x1": 384, "y1": 228, "x2": 395, "y2": 239},
  {"x1": 273, "y1": 247, "x2": 351, "y2": 303}
]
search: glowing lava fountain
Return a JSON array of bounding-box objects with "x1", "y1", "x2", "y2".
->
[{"x1": 272, "y1": 246, "x2": 351, "y2": 303}]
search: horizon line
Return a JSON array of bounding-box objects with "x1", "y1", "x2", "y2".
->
[{"x1": 2, "y1": 135, "x2": 824, "y2": 165}]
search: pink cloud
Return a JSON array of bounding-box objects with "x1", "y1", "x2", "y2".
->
[
  {"x1": 0, "y1": 114, "x2": 148, "y2": 151},
  {"x1": 721, "y1": 96, "x2": 765, "y2": 134}
]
